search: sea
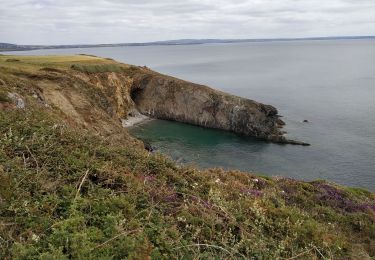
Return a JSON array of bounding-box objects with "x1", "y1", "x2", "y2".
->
[{"x1": 5, "y1": 39, "x2": 375, "y2": 190}]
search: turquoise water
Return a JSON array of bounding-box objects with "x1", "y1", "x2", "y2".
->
[{"x1": 7, "y1": 40, "x2": 375, "y2": 190}]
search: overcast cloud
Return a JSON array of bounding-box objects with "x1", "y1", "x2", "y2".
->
[{"x1": 1, "y1": 0, "x2": 375, "y2": 44}]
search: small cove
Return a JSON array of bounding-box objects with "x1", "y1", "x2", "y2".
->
[{"x1": 8, "y1": 39, "x2": 375, "y2": 190}]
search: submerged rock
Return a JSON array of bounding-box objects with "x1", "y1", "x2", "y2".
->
[{"x1": 142, "y1": 140, "x2": 156, "y2": 152}]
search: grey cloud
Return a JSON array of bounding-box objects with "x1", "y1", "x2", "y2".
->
[{"x1": 0, "y1": 0, "x2": 374, "y2": 44}]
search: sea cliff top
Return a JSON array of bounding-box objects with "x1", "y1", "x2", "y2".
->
[{"x1": 0, "y1": 55, "x2": 374, "y2": 259}]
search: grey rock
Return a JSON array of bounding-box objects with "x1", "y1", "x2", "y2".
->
[
  {"x1": 7, "y1": 93, "x2": 25, "y2": 109},
  {"x1": 130, "y1": 72, "x2": 309, "y2": 145}
]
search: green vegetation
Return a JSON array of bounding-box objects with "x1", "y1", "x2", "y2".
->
[
  {"x1": 0, "y1": 109, "x2": 374, "y2": 259},
  {"x1": 0, "y1": 54, "x2": 118, "y2": 74},
  {"x1": 71, "y1": 64, "x2": 124, "y2": 73},
  {"x1": 5, "y1": 58, "x2": 20, "y2": 62},
  {"x1": 0, "y1": 55, "x2": 374, "y2": 259},
  {"x1": 0, "y1": 90, "x2": 10, "y2": 103}
]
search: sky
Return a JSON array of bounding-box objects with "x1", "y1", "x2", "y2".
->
[{"x1": 1, "y1": 0, "x2": 375, "y2": 45}]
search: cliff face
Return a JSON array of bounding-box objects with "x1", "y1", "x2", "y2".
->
[
  {"x1": 130, "y1": 70, "x2": 308, "y2": 145},
  {"x1": 0, "y1": 56, "x2": 140, "y2": 145},
  {"x1": 0, "y1": 55, "x2": 307, "y2": 144}
]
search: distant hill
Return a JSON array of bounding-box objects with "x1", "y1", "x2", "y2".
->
[
  {"x1": 1, "y1": 36, "x2": 375, "y2": 52},
  {"x1": 0, "y1": 43, "x2": 16, "y2": 48},
  {"x1": 0, "y1": 43, "x2": 25, "y2": 51}
]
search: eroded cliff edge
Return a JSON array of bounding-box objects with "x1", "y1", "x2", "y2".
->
[
  {"x1": 0, "y1": 54, "x2": 309, "y2": 145},
  {"x1": 131, "y1": 69, "x2": 309, "y2": 145}
]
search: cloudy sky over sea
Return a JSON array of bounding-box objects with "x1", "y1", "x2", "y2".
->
[{"x1": 1, "y1": 0, "x2": 375, "y2": 44}]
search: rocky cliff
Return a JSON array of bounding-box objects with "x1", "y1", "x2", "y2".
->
[
  {"x1": 0, "y1": 54, "x2": 308, "y2": 145},
  {"x1": 130, "y1": 69, "x2": 308, "y2": 145}
]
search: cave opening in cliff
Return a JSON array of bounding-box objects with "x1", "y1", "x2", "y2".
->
[{"x1": 130, "y1": 87, "x2": 143, "y2": 104}]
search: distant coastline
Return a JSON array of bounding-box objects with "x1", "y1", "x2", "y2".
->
[{"x1": 1, "y1": 35, "x2": 375, "y2": 52}]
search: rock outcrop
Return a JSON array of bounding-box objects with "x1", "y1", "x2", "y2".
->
[
  {"x1": 130, "y1": 69, "x2": 309, "y2": 145},
  {"x1": 0, "y1": 54, "x2": 309, "y2": 145}
]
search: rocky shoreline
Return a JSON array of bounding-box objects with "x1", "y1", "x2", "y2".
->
[
  {"x1": 0, "y1": 54, "x2": 310, "y2": 146},
  {"x1": 130, "y1": 68, "x2": 310, "y2": 145},
  {"x1": 121, "y1": 111, "x2": 152, "y2": 128}
]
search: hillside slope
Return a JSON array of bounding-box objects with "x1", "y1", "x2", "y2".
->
[
  {"x1": 0, "y1": 55, "x2": 374, "y2": 259},
  {"x1": 0, "y1": 54, "x2": 307, "y2": 144}
]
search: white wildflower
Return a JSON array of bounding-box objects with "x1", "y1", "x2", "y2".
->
[{"x1": 31, "y1": 233, "x2": 40, "y2": 242}]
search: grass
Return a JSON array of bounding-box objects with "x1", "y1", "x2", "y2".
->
[
  {"x1": 71, "y1": 64, "x2": 124, "y2": 73},
  {"x1": 0, "y1": 55, "x2": 374, "y2": 259},
  {"x1": 0, "y1": 109, "x2": 374, "y2": 259},
  {"x1": 0, "y1": 55, "x2": 118, "y2": 74},
  {"x1": 0, "y1": 90, "x2": 11, "y2": 103}
]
